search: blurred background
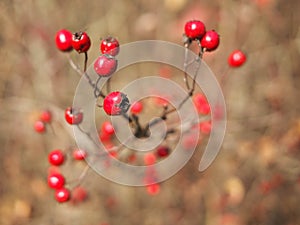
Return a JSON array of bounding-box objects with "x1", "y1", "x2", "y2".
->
[{"x1": 0, "y1": 0, "x2": 300, "y2": 224}]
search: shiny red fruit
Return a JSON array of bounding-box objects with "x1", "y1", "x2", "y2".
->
[
  {"x1": 200, "y1": 30, "x2": 220, "y2": 52},
  {"x1": 103, "y1": 91, "x2": 130, "y2": 116},
  {"x1": 48, "y1": 149, "x2": 65, "y2": 166},
  {"x1": 55, "y1": 29, "x2": 73, "y2": 52},
  {"x1": 48, "y1": 173, "x2": 65, "y2": 189},
  {"x1": 228, "y1": 50, "x2": 247, "y2": 67},
  {"x1": 72, "y1": 31, "x2": 91, "y2": 53},
  {"x1": 65, "y1": 107, "x2": 83, "y2": 125},
  {"x1": 94, "y1": 54, "x2": 117, "y2": 77},
  {"x1": 55, "y1": 188, "x2": 70, "y2": 203},
  {"x1": 184, "y1": 20, "x2": 206, "y2": 39},
  {"x1": 100, "y1": 36, "x2": 120, "y2": 56}
]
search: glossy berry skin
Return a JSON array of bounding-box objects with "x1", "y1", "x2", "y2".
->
[
  {"x1": 55, "y1": 29, "x2": 73, "y2": 52},
  {"x1": 48, "y1": 173, "x2": 65, "y2": 189},
  {"x1": 101, "y1": 121, "x2": 115, "y2": 135},
  {"x1": 48, "y1": 149, "x2": 65, "y2": 166},
  {"x1": 72, "y1": 31, "x2": 91, "y2": 53},
  {"x1": 200, "y1": 30, "x2": 220, "y2": 52},
  {"x1": 156, "y1": 146, "x2": 170, "y2": 158},
  {"x1": 34, "y1": 120, "x2": 46, "y2": 133},
  {"x1": 130, "y1": 101, "x2": 143, "y2": 114},
  {"x1": 184, "y1": 20, "x2": 206, "y2": 40},
  {"x1": 73, "y1": 149, "x2": 87, "y2": 160},
  {"x1": 94, "y1": 54, "x2": 117, "y2": 77},
  {"x1": 103, "y1": 91, "x2": 130, "y2": 116},
  {"x1": 55, "y1": 188, "x2": 70, "y2": 203},
  {"x1": 100, "y1": 36, "x2": 120, "y2": 56},
  {"x1": 65, "y1": 107, "x2": 83, "y2": 125},
  {"x1": 228, "y1": 50, "x2": 246, "y2": 67}
]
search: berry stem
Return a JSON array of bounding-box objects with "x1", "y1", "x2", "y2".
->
[
  {"x1": 83, "y1": 52, "x2": 88, "y2": 72},
  {"x1": 70, "y1": 164, "x2": 91, "y2": 189},
  {"x1": 68, "y1": 56, "x2": 106, "y2": 98},
  {"x1": 183, "y1": 43, "x2": 191, "y2": 90}
]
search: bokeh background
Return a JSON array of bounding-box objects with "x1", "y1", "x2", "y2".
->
[{"x1": 1, "y1": 0, "x2": 300, "y2": 224}]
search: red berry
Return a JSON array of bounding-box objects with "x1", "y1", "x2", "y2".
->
[
  {"x1": 72, "y1": 31, "x2": 91, "y2": 53},
  {"x1": 184, "y1": 20, "x2": 206, "y2": 40},
  {"x1": 200, "y1": 30, "x2": 220, "y2": 52},
  {"x1": 94, "y1": 54, "x2": 117, "y2": 77},
  {"x1": 48, "y1": 173, "x2": 65, "y2": 189},
  {"x1": 199, "y1": 120, "x2": 212, "y2": 134},
  {"x1": 146, "y1": 183, "x2": 160, "y2": 195},
  {"x1": 65, "y1": 107, "x2": 83, "y2": 125},
  {"x1": 100, "y1": 36, "x2": 120, "y2": 56},
  {"x1": 40, "y1": 110, "x2": 52, "y2": 123},
  {"x1": 228, "y1": 50, "x2": 247, "y2": 67},
  {"x1": 156, "y1": 146, "x2": 170, "y2": 158},
  {"x1": 193, "y1": 93, "x2": 210, "y2": 115},
  {"x1": 71, "y1": 186, "x2": 88, "y2": 203},
  {"x1": 34, "y1": 120, "x2": 46, "y2": 133},
  {"x1": 101, "y1": 121, "x2": 115, "y2": 136},
  {"x1": 55, "y1": 29, "x2": 73, "y2": 52},
  {"x1": 55, "y1": 187, "x2": 70, "y2": 203},
  {"x1": 48, "y1": 149, "x2": 65, "y2": 166},
  {"x1": 103, "y1": 91, "x2": 130, "y2": 116},
  {"x1": 130, "y1": 101, "x2": 143, "y2": 114},
  {"x1": 73, "y1": 149, "x2": 87, "y2": 160},
  {"x1": 144, "y1": 153, "x2": 156, "y2": 165}
]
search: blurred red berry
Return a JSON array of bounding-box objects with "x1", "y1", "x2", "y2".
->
[
  {"x1": 130, "y1": 101, "x2": 143, "y2": 114},
  {"x1": 40, "y1": 110, "x2": 52, "y2": 123},
  {"x1": 73, "y1": 149, "x2": 87, "y2": 160},
  {"x1": 146, "y1": 183, "x2": 160, "y2": 195},
  {"x1": 34, "y1": 120, "x2": 46, "y2": 133},
  {"x1": 144, "y1": 153, "x2": 156, "y2": 165},
  {"x1": 193, "y1": 93, "x2": 210, "y2": 115},
  {"x1": 199, "y1": 120, "x2": 212, "y2": 134},
  {"x1": 156, "y1": 146, "x2": 170, "y2": 158},
  {"x1": 101, "y1": 121, "x2": 115, "y2": 136},
  {"x1": 71, "y1": 186, "x2": 88, "y2": 203}
]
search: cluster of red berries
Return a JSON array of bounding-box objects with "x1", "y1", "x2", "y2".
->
[
  {"x1": 34, "y1": 110, "x2": 52, "y2": 133},
  {"x1": 184, "y1": 20, "x2": 220, "y2": 52},
  {"x1": 55, "y1": 29, "x2": 91, "y2": 53},
  {"x1": 47, "y1": 148, "x2": 88, "y2": 203}
]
